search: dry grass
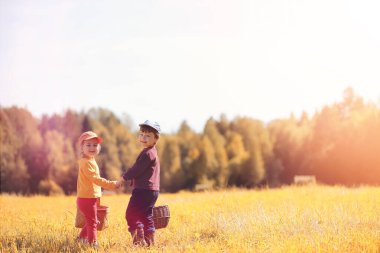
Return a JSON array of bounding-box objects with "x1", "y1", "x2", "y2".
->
[{"x1": 1, "y1": 185, "x2": 380, "y2": 252}]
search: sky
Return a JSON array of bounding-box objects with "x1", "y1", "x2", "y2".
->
[{"x1": 1, "y1": 0, "x2": 379, "y2": 133}]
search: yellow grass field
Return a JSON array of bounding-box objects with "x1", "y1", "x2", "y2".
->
[{"x1": 1, "y1": 186, "x2": 380, "y2": 253}]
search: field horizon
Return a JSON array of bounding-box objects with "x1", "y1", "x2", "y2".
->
[{"x1": 1, "y1": 185, "x2": 380, "y2": 252}]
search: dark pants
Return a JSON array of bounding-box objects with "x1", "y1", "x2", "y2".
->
[{"x1": 126, "y1": 188, "x2": 159, "y2": 234}]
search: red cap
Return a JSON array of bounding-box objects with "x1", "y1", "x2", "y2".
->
[{"x1": 78, "y1": 131, "x2": 103, "y2": 145}]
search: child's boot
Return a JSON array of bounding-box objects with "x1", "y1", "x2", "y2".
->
[
  {"x1": 75, "y1": 236, "x2": 87, "y2": 243},
  {"x1": 144, "y1": 232, "x2": 155, "y2": 247},
  {"x1": 89, "y1": 241, "x2": 99, "y2": 250},
  {"x1": 130, "y1": 228, "x2": 147, "y2": 246}
]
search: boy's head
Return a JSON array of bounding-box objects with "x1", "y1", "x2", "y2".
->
[
  {"x1": 138, "y1": 120, "x2": 161, "y2": 147},
  {"x1": 139, "y1": 120, "x2": 161, "y2": 138}
]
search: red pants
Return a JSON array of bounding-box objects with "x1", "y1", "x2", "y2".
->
[{"x1": 77, "y1": 198, "x2": 98, "y2": 243}]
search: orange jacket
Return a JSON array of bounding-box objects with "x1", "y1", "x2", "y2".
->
[{"x1": 76, "y1": 157, "x2": 116, "y2": 198}]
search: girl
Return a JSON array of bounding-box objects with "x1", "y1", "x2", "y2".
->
[{"x1": 76, "y1": 131, "x2": 118, "y2": 247}]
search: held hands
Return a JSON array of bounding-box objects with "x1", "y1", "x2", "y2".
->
[{"x1": 115, "y1": 177, "x2": 125, "y2": 189}]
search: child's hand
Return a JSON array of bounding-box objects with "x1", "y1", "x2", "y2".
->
[
  {"x1": 112, "y1": 180, "x2": 120, "y2": 189},
  {"x1": 115, "y1": 179, "x2": 124, "y2": 189}
]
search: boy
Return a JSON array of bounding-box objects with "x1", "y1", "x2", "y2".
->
[{"x1": 118, "y1": 120, "x2": 161, "y2": 246}]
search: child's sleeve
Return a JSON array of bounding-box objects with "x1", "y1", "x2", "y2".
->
[
  {"x1": 122, "y1": 152, "x2": 153, "y2": 180},
  {"x1": 81, "y1": 161, "x2": 116, "y2": 190}
]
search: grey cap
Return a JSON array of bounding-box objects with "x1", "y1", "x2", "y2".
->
[{"x1": 139, "y1": 120, "x2": 161, "y2": 134}]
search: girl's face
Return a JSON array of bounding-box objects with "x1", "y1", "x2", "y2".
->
[
  {"x1": 138, "y1": 131, "x2": 157, "y2": 148},
  {"x1": 82, "y1": 138, "x2": 101, "y2": 158}
]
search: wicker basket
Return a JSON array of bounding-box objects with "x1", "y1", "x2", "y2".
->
[
  {"x1": 75, "y1": 205, "x2": 110, "y2": 231},
  {"x1": 153, "y1": 205, "x2": 170, "y2": 229}
]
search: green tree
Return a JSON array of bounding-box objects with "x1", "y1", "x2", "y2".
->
[
  {"x1": 225, "y1": 131, "x2": 249, "y2": 186},
  {"x1": 203, "y1": 118, "x2": 229, "y2": 187},
  {"x1": 0, "y1": 109, "x2": 30, "y2": 193},
  {"x1": 306, "y1": 88, "x2": 380, "y2": 185},
  {"x1": 268, "y1": 113, "x2": 312, "y2": 184},
  {"x1": 158, "y1": 135, "x2": 185, "y2": 192},
  {"x1": 41, "y1": 130, "x2": 76, "y2": 194},
  {"x1": 1, "y1": 107, "x2": 43, "y2": 193},
  {"x1": 231, "y1": 117, "x2": 267, "y2": 187},
  {"x1": 176, "y1": 121, "x2": 201, "y2": 189}
]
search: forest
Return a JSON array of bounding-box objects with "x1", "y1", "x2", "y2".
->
[{"x1": 1, "y1": 88, "x2": 380, "y2": 194}]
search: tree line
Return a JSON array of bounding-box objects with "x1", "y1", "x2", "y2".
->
[{"x1": 1, "y1": 88, "x2": 380, "y2": 195}]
